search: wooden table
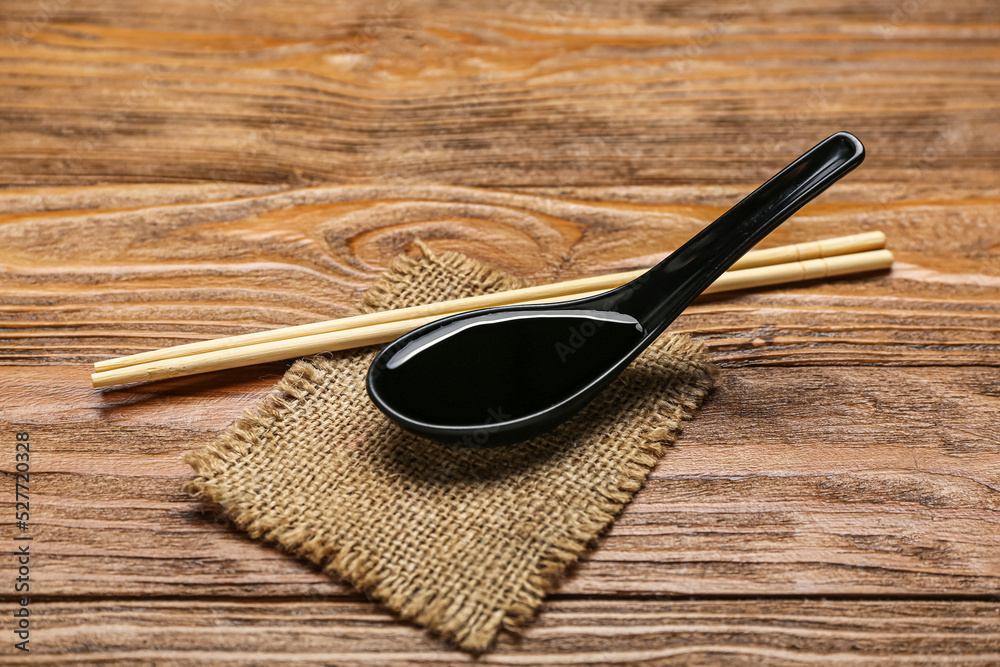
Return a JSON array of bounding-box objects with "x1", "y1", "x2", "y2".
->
[{"x1": 2, "y1": 1, "x2": 998, "y2": 663}]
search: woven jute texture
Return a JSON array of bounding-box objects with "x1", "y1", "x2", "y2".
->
[{"x1": 184, "y1": 245, "x2": 718, "y2": 652}]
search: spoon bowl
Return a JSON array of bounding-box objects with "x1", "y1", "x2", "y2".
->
[{"x1": 367, "y1": 132, "x2": 865, "y2": 447}]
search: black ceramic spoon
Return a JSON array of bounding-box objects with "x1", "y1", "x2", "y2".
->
[{"x1": 367, "y1": 132, "x2": 865, "y2": 447}]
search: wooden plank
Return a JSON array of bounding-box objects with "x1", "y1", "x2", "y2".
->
[
  {"x1": 2, "y1": 0, "x2": 999, "y2": 661},
  {"x1": 1, "y1": 185, "x2": 998, "y2": 367},
  {"x1": 0, "y1": 2, "x2": 997, "y2": 188},
  {"x1": 2, "y1": 366, "x2": 996, "y2": 598},
  {"x1": 12, "y1": 598, "x2": 1000, "y2": 664}
]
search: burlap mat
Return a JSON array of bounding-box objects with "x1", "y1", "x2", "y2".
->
[{"x1": 184, "y1": 244, "x2": 718, "y2": 652}]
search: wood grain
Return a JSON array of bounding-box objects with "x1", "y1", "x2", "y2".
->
[
  {"x1": 1, "y1": 185, "x2": 997, "y2": 368},
  {"x1": 1, "y1": 1, "x2": 999, "y2": 188},
  {"x1": 2, "y1": 365, "x2": 997, "y2": 601},
  {"x1": 16, "y1": 599, "x2": 1000, "y2": 665},
  {"x1": 1, "y1": 0, "x2": 999, "y2": 662}
]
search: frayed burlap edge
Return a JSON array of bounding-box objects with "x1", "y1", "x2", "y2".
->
[
  {"x1": 497, "y1": 333, "x2": 718, "y2": 640},
  {"x1": 183, "y1": 244, "x2": 718, "y2": 652}
]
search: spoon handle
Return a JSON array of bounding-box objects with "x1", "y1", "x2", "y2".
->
[{"x1": 617, "y1": 131, "x2": 865, "y2": 331}]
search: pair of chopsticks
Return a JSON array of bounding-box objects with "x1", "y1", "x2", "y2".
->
[{"x1": 92, "y1": 231, "x2": 893, "y2": 388}]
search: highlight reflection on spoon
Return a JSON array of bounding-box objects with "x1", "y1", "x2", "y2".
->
[{"x1": 367, "y1": 132, "x2": 866, "y2": 447}]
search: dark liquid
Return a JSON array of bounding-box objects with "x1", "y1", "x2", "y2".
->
[{"x1": 374, "y1": 309, "x2": 645, "y2": 427}]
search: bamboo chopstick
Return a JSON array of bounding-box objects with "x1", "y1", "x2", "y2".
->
[
  {"x1": 94, "y1": 231, "x2": 886, "y2": 375},
  {"x1": 91, "y1": 246, "x2": 893, "y2": 388}
]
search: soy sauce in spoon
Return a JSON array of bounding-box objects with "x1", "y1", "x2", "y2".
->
[{"x1": 368, "y1": 132, "x2": 865, "y2": 447}]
